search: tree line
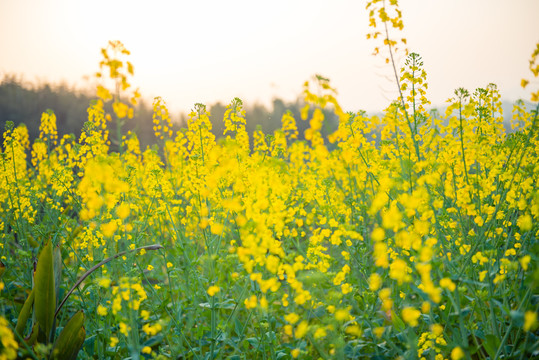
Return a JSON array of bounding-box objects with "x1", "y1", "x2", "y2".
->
[{"x1": 0, "y1": 75, "x2": 341, "y2": 151}]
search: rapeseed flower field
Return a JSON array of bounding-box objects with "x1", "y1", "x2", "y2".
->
[{"x1": 1, "y1": 2, "x2": 538, "y2": 359}]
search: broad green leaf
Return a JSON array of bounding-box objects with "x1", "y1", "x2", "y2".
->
[
  {"x1": 83, "y1": 334, "x2": 96, "y2": 357},
  {"x1": 484, "y1": 334, "x2": 500, "y2": 359},
  {"x1": 25, "y1": 323, "x2": 39, "y2": 346},
  {"x1": 234, "y1": 318, "x2": 243, "y2": 337},
  {"x1": 142, "y1": 334, "x2": 163, "y2": 348},
  {"x1": 246, "y1": 337, "x2": 259, "y2": 348},
  {"x1": 51, "y1": 310, "x2": 85, "y2": 360},
  {"x1": 28, "y1": 235, "x2": 39, "y2": 249},
  {"x1": 34, "y1": 241, "x2": 55, "y2": 343},
  {"x1": 53, "y1": 244, "x2": 62, "y2": 304},
  {"x1": 510, "y1": 310, "x2": 525, "y2": 327},
  {"x1": 391, "y1": 310, "x2": 405, "y2": 332},
  {"x1": 16, "y1": 288, "x2": 34, "y2": 337}
]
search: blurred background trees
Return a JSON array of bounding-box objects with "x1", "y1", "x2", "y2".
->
[
  {"x1": 0, "y1": 75, "x2": 341, "y2": 150},
  {"x1": 0, "y1": 75, "x2": 521, "y2": 151}
]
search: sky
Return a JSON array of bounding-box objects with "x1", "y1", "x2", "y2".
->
[{"x1": 1, "y1": 0, "x2": 538, "y2": 116}]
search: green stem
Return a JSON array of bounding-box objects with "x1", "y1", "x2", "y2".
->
[{"x1": 55, "y1": 244, "x2": 163, "y2": 318}]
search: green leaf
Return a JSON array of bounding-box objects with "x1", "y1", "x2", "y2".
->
[
  {"x1": 34, "y1": 241, "x2": 56, "y2": 343},
  {"x1": 83, "y1": 335, "x2": 96, "y2": 357},
  {"x1": 483, "y1": 334, "x2": 500, "y2": 359},
  {"x1": 199, "y1": 299, "x2": 236, "y2": 310},
  {"x1": 25, "y1": 323, "x2": 39, "y2": 346},
  {"x1": 53, "y1": 244, "x2": 62, "y2": 305},
  {"x1": 510, "y1": 310, "x2": 525, "y2": 328},
  {"x1": 142, "y1": 334, "x2": 163, "y2": 348},
  {"x1": 234, "y1": 318, "x2": 243, "y2": 337},
  {"x1": 51, "y1": 310, "x2": 85, "y2": 360},
  {"x1": 16, "y1": 288, "x2": 34, "y2": 337},
  {"x1": 216, "y1": 299, "x2": 237, "y2": 309},
  {"x1": 391, "y1": 310, "x2": 405, "y2": 332},
  {"x1": 246, "y1": 337, "x2": 259, "y2": 347}
]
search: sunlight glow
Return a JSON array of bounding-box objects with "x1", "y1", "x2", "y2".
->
[{"x1": 1, "y1": 0, "x2": 538, "y2": 114}]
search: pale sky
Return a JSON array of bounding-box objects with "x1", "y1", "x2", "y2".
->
[{"x1": 1, "y1": 0, "x2": 538, "y2": 115}]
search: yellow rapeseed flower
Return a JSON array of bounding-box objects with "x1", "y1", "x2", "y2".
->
[
  {"x1": 345, "y1": 325, "x2": 362, "y2": 337},
  {"x1": 210, "y1": 223, "x2": 224, "y2": 235},
  {"x1": 371, "y1": 227, "x2": 385, "y2": 242},
  {"x1": 451, "y1": 346, "x2": 465, "y2": 360},
  {"x1": 97, "y1": 305, "x2": 108, "y2": 316},
  {"x1": 207, "y1": 285, "x2": 220, "y2": 297},
  {"x1": 518, "y1": 214, "x2": 533, "y2": 232},
  {"x1": 524, "y1": 311, "x2": 538, "y2": 332},
  {"x1": 285, "y1": 313, "x2": 300, "y2": 324},
  {"x1": 295, "y1": 321, "x2": 309, "y2": 339},
  {"x1": 335, "y1": 308, "x2": 350, "y2": 321},
  {"x1": 341, "y1": 283, "x2": 353, "y2": 294},
  {"x1": 373, "y1": 326, "x2": 385, "y2": 338},
  {"x1": 369, "y1": 273, "x2": 382, "y2": 291},
  {"x1": 0, "y1": 316, "x2": 18, "y2": 359},
  {"x1": 313, "y1": 327, "x2": 327, "y2": 339},
  {"x1": 430, "y1": 324, "x2": 443, "y2": 336},
  {"x1": 440, "y1": 278, "x2": 456, "y2": 292},
  {"x1": 97, "y1": 277, "x2": 112, "y2": 288},
  {"x1": 116, "y1": 202, "x2": 130, "y2": 219},
  {"x1": 402, "y1": 307, "x2": 421, "y2": 327},
  {"x1": 519, "y1": 255, "x2": 531, "y2": 271},
  {"x1": 244, "y1": 295, "x2": 257, "y2": 309},
  {"x1": 479, "y1": 271, "x2": 487, "y2": 282},
  {"x1": 110, "y1": 336, "x2": 119, "y2": 347},
  {"x1": 119, "y1": 322, "x2": 130, "y2": 336},
  {"x1": 389, "y1": 259, "x2": 411, "y2": 284},
  {"x1": 100, "y1": 220, "x2": 118, "y2": 237}
]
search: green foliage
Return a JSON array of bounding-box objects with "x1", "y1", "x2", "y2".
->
[{"x1": 12, "y1": 241, "x2": 85, "y2": 359}]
